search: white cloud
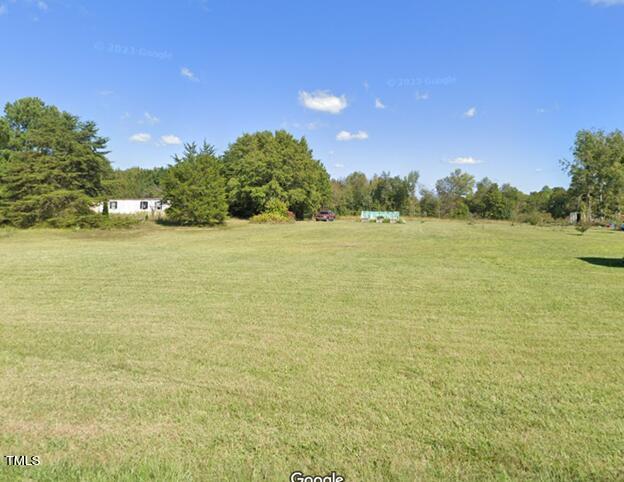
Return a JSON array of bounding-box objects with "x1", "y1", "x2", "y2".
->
[
  {"x1": 336, "y1": 130, "x2": 369, "y2": 141},
  {"x1": 335, "y1": 163, "x2": 344, "y2": 168},
  {"x1": 464, "y1": 107, "x2": 477, "y2": 118},
  {"x1": 450, "y1": 156, "x2": 482, "y2": 165},
  {"x1": 129, "y1": 133, "x2": 151, "y2": 143},
  {"x1": 535, "y1": 168, "x2": 544, "y2": 173},
  {"x1": 299, "y1": 90, "x2": 348, "y2": 114},
  {"x1": 0, "y1": 4, "x2": 7, "y2": 15},
  {"x1": 363, "y1": 80, "x2": 370, "y2": 91},
  {"x1": 160, "y1": 134, "x2": 182, "y2": 145},
  {"x1": 121, "y1": 112, "x2": 131, "y2": 120},
  {"x1": 375, "y1": 98, "x2": 386, "y2": 109},
  {"x1": 98, "y1": 90, "x2": 113, "y2": 96},
  {"x1": 589, "y1": 0, "x2": 624, "y2": 5},
  {"x1": 415, "y1": 91, "x2": 430, "y2": 101},
  {"x1": 181, "y1": 67, "x2": 199, "y2": 82},
  {"x1": 37, "y1": 1, "x2": 47, "y2": 11},
  {"x1": 142, "y1": 112, "x2": 160, "y2": 125}
]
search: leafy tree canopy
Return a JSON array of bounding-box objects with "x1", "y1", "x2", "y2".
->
[
  {"x1": 419, "y1": 188, "x2": 440, "y2": 217},
  {"x1": 470, "y1": 178, "x2": 509, "y2": 219},
  {"x1": 563, "y1": 129, "x2": 624, "y2": 219},
  {"x1": 343, "y1": 171, "x2": 371, "y2": 214},
  {"x1": 435, "y1": 169, "x2": 475, "y2": 217},
  {"x1": 330, "y1": 170, "x2": 419, "y2": 215},
  {"x1": 106, "y1": 167, "x2": 168, "y2": 199},
  {"x1": 547, "y1": 187, "x2": 571, "y2": 219},
  {"x1": 222, "y1": 130, "x2": 331, "y2": 219},
  {"x1": 370, "y1": 171, "x2": 419, "y2": 213}
]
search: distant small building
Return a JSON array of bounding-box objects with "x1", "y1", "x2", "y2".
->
[{"x1": 94, "y1": 199, "x2": 170, "y2": 215}]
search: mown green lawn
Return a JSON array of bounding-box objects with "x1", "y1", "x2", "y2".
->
[{"x1": 1, "y1": 219, "x2": 623, "y2": 481}]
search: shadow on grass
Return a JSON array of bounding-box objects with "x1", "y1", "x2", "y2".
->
[{"x1": 578, "y1": 257, "x2": 624, "y2": 268}]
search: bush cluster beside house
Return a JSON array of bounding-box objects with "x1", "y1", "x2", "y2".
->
[{"x1": 1, "y1": 97, "x2": 623, "y2": 228}]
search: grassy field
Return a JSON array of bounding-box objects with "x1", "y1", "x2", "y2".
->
[{"x1": 1, "y1": 219, "x2": 623, "y2": 481}]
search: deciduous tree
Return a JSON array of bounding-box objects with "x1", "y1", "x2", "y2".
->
[
  {"x1": 222, "y1": 130, "x2": 331, "y2": 219},
  {"x1": 107, "y1": 167, "x2": 168, "y2": 199},
  {"x1": 419, "y1": 188, "x2": 440, "y2": 217},
  {"x1": 435, "y1": 169, "x2": 475, "y2": 218},
  {"x1": 562, "y1": 130, "x2": 624, "y2": 220},
  {"x1": 470, "y1": 178, "x2": 509, "y2": 219}
]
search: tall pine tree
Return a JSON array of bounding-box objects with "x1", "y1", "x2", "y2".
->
[
  {"x1": 0, "y1": 97, "x2": 111, "y2": 227},
  {"x1": 162, "y1": 142, "x2": 228, "y2": 226}
]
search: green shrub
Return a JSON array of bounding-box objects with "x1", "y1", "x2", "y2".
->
[
  {"x1": 249, "y1": 211, "x2": 294, "y2": 224},
  {"x1": 450, "y1": 202, "x2": 470, "y2": 219},
  {"x1": 519, "y1": 211, "x2": 555, "y2": 226},
  {"x1": 249, "y1": 198, "x2": 296, "y2": 224},
  {"x1": 264, "y1": 198, "x2": 289, "y2": 216},
  {"x1": 48, "y1": 213, "x2": 141, "y2": 230},
  {"x1": 575, "y1": 222, "x2": 592, "y2": 235},
  {"x1": 99, "y1": 215, "x2": 142, "y2": 230}
]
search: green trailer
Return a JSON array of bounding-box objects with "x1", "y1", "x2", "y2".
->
[{"x1": 360, "y1": 211, "x2": 401, "y2": 223}]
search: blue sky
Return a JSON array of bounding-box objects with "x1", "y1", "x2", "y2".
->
[{"x1": 1, "y1": 0, "x2": 623, "y2": 192}]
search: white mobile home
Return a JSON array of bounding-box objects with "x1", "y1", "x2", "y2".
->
[{"x1": 94, "y1": 199, "x2": 170, "y2": 215}]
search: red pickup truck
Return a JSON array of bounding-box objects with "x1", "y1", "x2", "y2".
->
[{"x1": 315, "y1": 210, "x2": 336, "y2": 222}]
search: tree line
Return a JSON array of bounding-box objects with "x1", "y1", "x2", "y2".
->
[
  {"x1": 328, "y1": 169, "x2": 576, "y2": 223},
  {"x1": 326, "y1": 130, "x2": 624, "y2": 223},
  {"x1": 1, "y1": 97, "x2": 623, "y2": 228}
]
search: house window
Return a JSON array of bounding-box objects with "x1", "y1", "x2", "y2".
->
[
  {"x1": 109, "y1": 201, "x2": 118, "y2": 210},
  {"x1": 155, "y1": 201, "x2": 162, "y2": 210},
  {"x1": 140, "y1": 201, "x2": 149, "y2": 210}
]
